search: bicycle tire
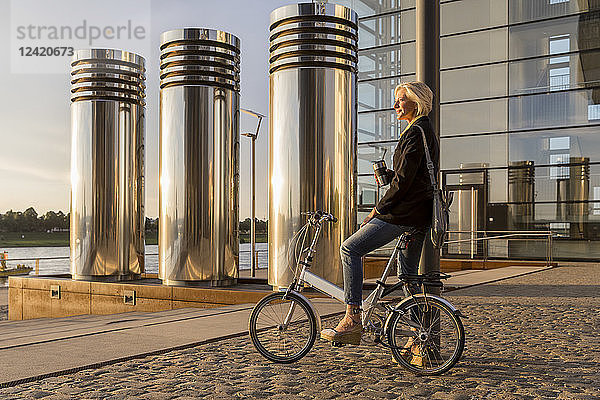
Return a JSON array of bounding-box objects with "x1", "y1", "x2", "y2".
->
[
  {"x1": 249, "y1": 292, "x2": 317, "y2": 363},
  {"x1": 387, "y1": 296, "x2": 464, "y2": 375}
]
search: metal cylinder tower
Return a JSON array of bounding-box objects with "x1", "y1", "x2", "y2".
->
[
  {"x1": 268, "y1": 3, "x2": 358, "y2": 288},
  {"x1": 70, "y1": 49, "x2": 146, "y2": 281},
  {"x1": 159, "y1": 29, "x2": 240, "y2": 286}
]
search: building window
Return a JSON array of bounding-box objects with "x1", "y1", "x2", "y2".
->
[
  {"x1": 589, "y1": 105, "x2": 600, "y2": 121},
  {"x1": 549, "y1": 136, "x2": 570, "y2": 150},
  {"x1": 594, "y1": 187, "x2": 600, "y2": 215},
  {"x1": 549, "y1": 136, "x2": 570, "y2": 179},
  {"x1": 548, "y1": 34, "x2": 570, "y2": 92},
  {"x1": 550, "y1": 222, "x2": 570, "y2": 234},
  {"x1": 549, "y1": 67, "x2": 570, "y2": 91},
  {"x1": 549, "y1": 35, "x2": 570, "y2": 63}
]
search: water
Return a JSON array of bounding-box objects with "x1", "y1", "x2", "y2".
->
[{"x1": 0, "y1": 243, "x2": 268, "y2": 287}]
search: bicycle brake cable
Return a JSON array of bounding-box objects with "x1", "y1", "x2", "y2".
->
[
  {"x1": 287, "y1": 222, "x2": 307, "y2": 277},
  {"x1": 295, "y1": 222, "x2": 310, "y2": 273}
]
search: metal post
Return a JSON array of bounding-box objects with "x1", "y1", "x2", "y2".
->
[
  {"x1": 470, "y1": 187, "x2": 475, "y2": 259},
  {"x1": 416, "y1": 2, "x2": 441, "y2": 363},
  {"x1": 417, "y1": 0, "x2": 441, "y2": 292},
  {"x1": 241, "y1": 109, "x2": 264, "y2": 278},
  {"x1": 251, "y1": 134, "x2": 256, "y2": 277}
]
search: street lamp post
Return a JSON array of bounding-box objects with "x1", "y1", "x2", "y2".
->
[
  {"x1": 241, "y1": 109, "x2": 265, "y2": 278},
  {"x1": 416, "y1": 0, "x2": 441, "y2": 293},
  {"x1": 416, "y1": 0, "x2": 441, "y2": 358}
]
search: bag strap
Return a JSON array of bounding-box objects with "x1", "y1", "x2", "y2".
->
[{"x1": 415, "y1": 124, "x2": 439, "y2": 192}]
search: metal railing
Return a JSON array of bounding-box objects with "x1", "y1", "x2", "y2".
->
[
  {"x1": 444, "y1": 230, "x2": 554, "y2": 267},
  {"x1": 1, "y1": 231, "x2": 557, "y2": 274},
  {"x1": 0, "y1": 249, "x2": 270, "y2": 275},
  {"x1": 366, "y1": 229, "x2": 554, "y2": 267}
]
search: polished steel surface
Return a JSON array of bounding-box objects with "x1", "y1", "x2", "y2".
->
[
  {"x1": 160, "y1": 28, "x2": 240, "y2": 92},
  {"x1": 451, "y1": 163, "x2": 486, "y2": 256},
  {"x1": 70, "y1": 49, "x2": 146, "y2": 281},
  {"x1": 508, "y1": 161, "x2": 535, "y2": 229},
  {"x1": 160, "y1": 29, "x2": 240, "y2": 50},
  {"x1": 569, "y1": 157, "x2": 589, "y2": 239},
  {"x1": 269, "y1": 3, "x2": 358, "y2": 27},
  {"x1": 269, "y1": 3, "x2": 358, "y2": 75},
  {"x1": 269, "y1": 4, "x2": 358, "y2": 287},
  {"x1": 159, "y1": 29, "x2": 240, "y2": 286}
]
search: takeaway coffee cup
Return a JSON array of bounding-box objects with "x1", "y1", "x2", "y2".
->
[{"x1": 373, "y1": 160, "x2": 391, "y2": 186}]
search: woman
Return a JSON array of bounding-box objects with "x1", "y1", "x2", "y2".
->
[{"x1": 321, "y1": 81, "x2": 439, "y2": 346}]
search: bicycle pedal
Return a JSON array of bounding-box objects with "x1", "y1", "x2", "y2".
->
[{"x1": 331, "y1": 341, "x2": 346, "y2": 348}]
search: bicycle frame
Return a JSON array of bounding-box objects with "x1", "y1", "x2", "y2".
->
[{"x1": 285, "y1": 216, "x2": 406, "y2": 328}]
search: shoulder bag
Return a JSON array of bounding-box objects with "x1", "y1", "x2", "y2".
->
[{"x1": 416, "y1": 125, "x2": 453, "y2": 248}]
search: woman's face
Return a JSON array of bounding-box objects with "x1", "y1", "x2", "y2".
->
[{"x1": 394, "y1": 88, "x2": 417, "y2": 121}]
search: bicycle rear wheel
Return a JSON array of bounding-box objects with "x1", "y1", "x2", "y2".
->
[
  {"x1": 387, "y1": 296, "x2": 464, "y2": 375},
  {"x1": 249, "y1": 292, "x2": 317, "y2": 363}
]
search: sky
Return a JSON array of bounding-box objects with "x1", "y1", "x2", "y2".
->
[{"x1": 0, "y1": 0, "x2": 301, "y2": 220}]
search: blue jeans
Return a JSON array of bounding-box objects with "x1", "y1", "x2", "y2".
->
[{"x1": 340, "y1": 218, "x2": 425, "y2": 305}]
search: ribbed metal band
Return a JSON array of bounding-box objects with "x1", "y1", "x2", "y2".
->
[
  {"x1": 508, "y1": 161, "x2": 535, "y2": 184},
  {"x1": 160, "y1": 28, "x2": 241, "y2": 91},
  {"x1": 70, "y1": 49, "x2": 146, "y2": 105},
  {"x1": 269, "y1": 3, "x2": 358, "y2": 74}
]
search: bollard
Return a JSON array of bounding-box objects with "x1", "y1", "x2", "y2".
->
[
  {"x1": 159, "y1": 29, "x2": 241, "y2": 287},
  {"x1": 268, "y1": 3, "x2": 358, "y2": 288},
  {"x1": 70, "y1": 49, "x2": 146, "y2": 281}
]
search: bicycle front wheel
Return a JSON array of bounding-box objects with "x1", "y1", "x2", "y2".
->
[
  {"x1": 387, "y1": 296, "x2": 464, "y2": 375},
  {"x1": 249, "y1": 292, "x2": 317, "y2": 363}
]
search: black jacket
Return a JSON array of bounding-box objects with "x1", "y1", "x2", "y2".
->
[{"x1": 375, "y1": 115, "x2": 439, "y2": 227}]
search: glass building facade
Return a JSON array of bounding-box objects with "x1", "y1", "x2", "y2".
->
[{"x1": 335, "y1": 0, "x2": 600, "y2": 260}]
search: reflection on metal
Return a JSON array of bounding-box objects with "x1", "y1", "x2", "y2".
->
[
  {"x1": 569, "y1": 157, "x2": 589, "y2": 238},
  {"x1": 159, "y1": 29, "x2": 240, "y2": 287},
  {"x1": 508, "y1": 161, "x2": 535, "y2": 229},
  {"x1": 449, "y1": 163, "x2": 488, "y2": 257},
  {"x1": 556, "y1": 177, "x2": 569, "y2": 222},
  {"x1": 458, "y1": 163, "x2": 487, "y2": 185},
  {"x1": 70, "y1": 49, "x2": 146, "y2": 281},
  {"x1": 554, "y1": 157, "x2": 590, "y2": 238},
  {"x1": 269, "y1": 3, "x2": 358, "y2": 287}
]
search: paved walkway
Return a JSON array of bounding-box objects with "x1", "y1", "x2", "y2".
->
[{"x1": 1, "y1": 264, "x2": 598, "y2": 399}]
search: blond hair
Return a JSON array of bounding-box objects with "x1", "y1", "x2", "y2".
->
[{"x1": 394, "y1": 81, "x2": 433, "y2": 117}]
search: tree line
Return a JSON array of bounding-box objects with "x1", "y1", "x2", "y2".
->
[
  {"x1": 0, "y1": 208, "x2": 267, "y2": 233},
  {"x1": 0, "y1": 208, "x2": 69, "y2": 232}
]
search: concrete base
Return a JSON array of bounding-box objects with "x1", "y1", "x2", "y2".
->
[
  {"x1": 8, "y1": 257, "x2": 557, "y2": 321},
  {"x1": 7, "y1": 275, "x2": 272, "y2": 321}
]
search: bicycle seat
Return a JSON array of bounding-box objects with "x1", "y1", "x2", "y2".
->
[{"x1": 397, "y1": 227, "x2": 423, "y2": 240}]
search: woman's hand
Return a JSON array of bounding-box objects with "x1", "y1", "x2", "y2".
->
[{"x1": 361, "y1": 208, "x2": 378, "y2": 228}]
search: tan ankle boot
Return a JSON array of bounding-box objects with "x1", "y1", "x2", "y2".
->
[{"x1": 320, "y1": 307, "x2": 362, "y2": 345}]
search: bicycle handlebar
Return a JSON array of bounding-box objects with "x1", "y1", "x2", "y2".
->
[{"x1": 301, "y1": 210, "x2": 337, "y2": 224}]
